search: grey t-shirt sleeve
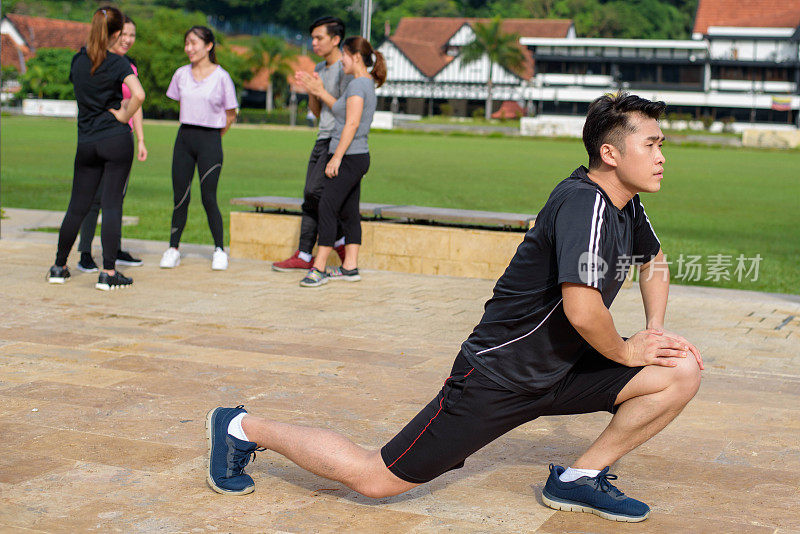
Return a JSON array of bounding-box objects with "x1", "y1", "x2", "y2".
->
[
  {"x1": 346, "y1": 77, "x2": 371, "y2": 100},
  {"x1": 555, "y1": 189, "x2": 611, "y2": 290}
]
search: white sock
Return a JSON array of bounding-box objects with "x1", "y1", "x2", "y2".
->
[
  {"x1": 298, "y1": 251, "x2": 312, "y2": 262},
  {"x1": 559, "y1": 467, "x2": 600, "y2": 482},
  {"x1": 334, "y1": 237, "x2": 345, "y2": 248},
  {"x1": 227, "y1": 413, "x2": 249, "y2": 442}
]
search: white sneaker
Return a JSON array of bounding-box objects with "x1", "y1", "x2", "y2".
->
[
  {"x1": 211, "y1": 247, "x2": 228, "y2": 271},
  {"x1": 160, "y1": 247, "x2": 181, "y2": 268}
]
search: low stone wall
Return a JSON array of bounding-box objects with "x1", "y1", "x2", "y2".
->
[
  {"x1": 742, "y1": 128, "x2": 800, "y2": 149},
  {"x1": 230, "y1": 211, "x2": 526, "y2": 280}
]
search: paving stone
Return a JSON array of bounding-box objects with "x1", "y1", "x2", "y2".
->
[{"x1": 1, "y1": 236, "x2": 799, "y2": 532}]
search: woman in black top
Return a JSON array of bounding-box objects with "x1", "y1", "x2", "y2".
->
[{"x1": 47, "y1": 6, "x2": 145, "y2": 290}]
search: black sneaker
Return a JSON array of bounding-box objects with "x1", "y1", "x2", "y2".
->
[
  {"x1": 77, "y1": 252, "x2": 99, "y2": 273},
  {"x1": 95, "y1": 271, "x2": 133, "y2": 291},
  {"x1": 47, "y1": 265, "x2": 71, "y2": 284},
  {"x1": 116, "y1": 250, "x2": 143, "y2": 266}
]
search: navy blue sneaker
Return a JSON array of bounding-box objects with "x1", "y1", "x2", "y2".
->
[
  {"x1": 542, "y1": 464, "x2": 650, "y2": 522},
  {"x1": 206, "y1": 406, "x2": 262, "y2": 495}
]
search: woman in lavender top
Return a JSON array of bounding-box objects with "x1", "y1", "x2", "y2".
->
[{"x1": 160, "y1": 26, "x2": 238, "y2": 271}]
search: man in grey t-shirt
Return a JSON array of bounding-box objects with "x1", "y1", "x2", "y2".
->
[{"x1": 272, "y1": 16, "x2": 353, "y2": 272}]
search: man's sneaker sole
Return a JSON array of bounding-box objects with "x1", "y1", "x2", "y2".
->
[
  {"x1": 541, "y1": 489, "x2": 649, "y2": 523},
  {"x1": 271, "y1": 264, "x2": 309, "y2": 272},
  {"x1": 116, "y1": 259, "x2": 143, "y2": 266},
  {"x1": 76, "y1": 264, "x2": 99, "y2": 273},
  {"x1": 205, "y1": 408, "x2": 255, "y2": 496},
  {"x1": 48, "y1": 276, "x2": 68, "y2": 284}
]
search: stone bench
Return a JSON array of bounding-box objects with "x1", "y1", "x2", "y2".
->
[
  {"x1": 230, "y1": 196, "x2": 536, "y2": 229},
  {"x1": 229, "y1": 196, "x2": 537, "y2": 279}
]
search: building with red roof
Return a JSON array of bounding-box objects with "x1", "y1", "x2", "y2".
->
[
  {"x1": 1, "y1": 14, "x2": 89, "y2": 72},
  {"x1": 377, "y1": 17, "x2": 574, "y2": 116}
]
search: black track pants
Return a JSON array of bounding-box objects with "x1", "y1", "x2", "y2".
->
[
  {"x1": 298, "y1": 138, "x2": 343, "y2": 253},
  {"x1": 169, "y1": 124, "x2": 224, "y2": 248},
  {"x1": 56, "y1": 132, "x2": 133, "y2": 270}
]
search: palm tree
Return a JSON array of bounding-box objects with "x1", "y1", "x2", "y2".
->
[
  {"x1": 248, "y1": 35, "x2": 298, "y2": 113},
  {"x1": 459, "y1": 18, "x2": 526, "y2": 121},
  {"x1": 22, "y1": 64, "x2": 46, "y2": 99}
]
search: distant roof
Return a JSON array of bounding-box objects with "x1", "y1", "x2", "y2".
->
[
  {"x1": 4, "y1": 13, "x2": 89, "y2": 51},
  {"x1": 389, "y1": 17, "x2": 573, "y2": 79},
  {"x1": 693, "y1": 0, "x2": 800, "y2": 35},
  {"x1": 227, "y1": 44, "x2": 316, "y2": 93},
  {"x1": 1, "y1": 33, "x2": 32, "y2": 70}
]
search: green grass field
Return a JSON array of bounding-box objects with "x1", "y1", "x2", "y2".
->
[{"x1": 2, "y1": 116, "x2": 798, "y2": 294}]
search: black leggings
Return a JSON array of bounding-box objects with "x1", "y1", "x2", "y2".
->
[
  {"x1": 77, "y1": 173, "x2": 129, "y2": 254},
  {"x1": 170, "y1": 124, "x2": 224, "y2": 248},
  {"x1": 56, "y1": 132, "x2": 133, "y2": 270},
  {"x1": 317, "y1": 153, "x2": 370, "y2": 247}
]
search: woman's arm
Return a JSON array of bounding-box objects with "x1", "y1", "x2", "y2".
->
[
  {"x1": 110, "y1": 74, "x2": 145, "y2": 123},
  {"x1": 325, "y1": 95, "x2": 363, "y2": 178},
  {"x1": 132, "y1": 107, "x2": 147, "y2": 161},
  {"x1": 222, "y1": 109, "x2": 236, "y2": 135}
]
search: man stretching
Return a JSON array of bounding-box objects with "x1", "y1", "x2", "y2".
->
[
  {"x1": 272, "y1": 16, "x2": 351, "y2": 271},
  {"x1": 206, "y1": 93, "x2": 703, "y2": 523}
]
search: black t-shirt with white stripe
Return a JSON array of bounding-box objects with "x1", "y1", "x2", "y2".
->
[{"x1": 461, "y1": 165, "x2": 661, "y2": 395}]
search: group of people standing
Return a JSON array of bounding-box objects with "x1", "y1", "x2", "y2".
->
[
  {"x1": 47, "y1": 8, "x2": 382, "y2": 290},
  {"x1": 273, "y1": 16, "x2": 385, "y2": 287}
]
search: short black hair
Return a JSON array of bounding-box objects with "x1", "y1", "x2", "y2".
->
[
  {"x1": 583, "y1": 92, "x2": 666, "y2": 169},
  {"x1": 309, "y1": 16, "x2": 345, "y2": 41}
]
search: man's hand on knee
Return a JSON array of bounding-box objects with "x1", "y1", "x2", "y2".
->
[
  {"x1": 655, "y1": 329, "x2": 704, "y2": 370},
  {"x1": 624, "y1": 329, "x2": 695, "y2": 368}
]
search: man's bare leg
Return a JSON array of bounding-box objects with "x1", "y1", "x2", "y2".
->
[
  {"x1": 572, "y1": 354, "x2": 701, "y2": 470},
  {"x1": 242, "y1": 416, "x2": 417, "y2": 498}
]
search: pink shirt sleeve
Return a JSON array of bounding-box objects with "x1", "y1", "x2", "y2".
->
[
  {"x1": 121, "y1": 63, "x2": 137, "y2": 100},
  {"x1": 122, "y1": 62, "x2": 138, "y2": 130}
]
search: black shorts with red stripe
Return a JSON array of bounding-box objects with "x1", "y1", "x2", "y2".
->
[{"x1": 380, "y1": 350, "x2": 642, "y2": 484}]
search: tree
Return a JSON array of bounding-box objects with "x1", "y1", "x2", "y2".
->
[
  {"x1": 20, "y1": 48, "x2": 74, "y2": 99},
  {"x1": 459, "y1": 18, "x2": 525, "y2": 121},
  {"x1": 247, "y1": 34, "x2": 297, "y2": 112}
]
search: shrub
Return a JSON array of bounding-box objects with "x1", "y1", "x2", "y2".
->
[{"x1": 237, "y1": 108, "x2": 292, "y2": 124}]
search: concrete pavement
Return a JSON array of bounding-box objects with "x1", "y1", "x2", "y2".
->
[{"x1": 1, "y1": 208, "x2": 798, "y2": 533}]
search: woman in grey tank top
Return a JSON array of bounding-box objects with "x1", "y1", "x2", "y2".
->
[{"x1": 296, "y1": 36, "x2": 387, "y2": 287}]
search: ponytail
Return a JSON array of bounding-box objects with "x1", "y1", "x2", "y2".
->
[
  {"x1": 371, "y1": 49, "x2": 386, "y2": 88},
  {"x1": 342, "y1": 36, "x2": 386, "y2": 88},
  {"x1": 87, "y1": 6, "x2": 124, "y2": 74}
]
